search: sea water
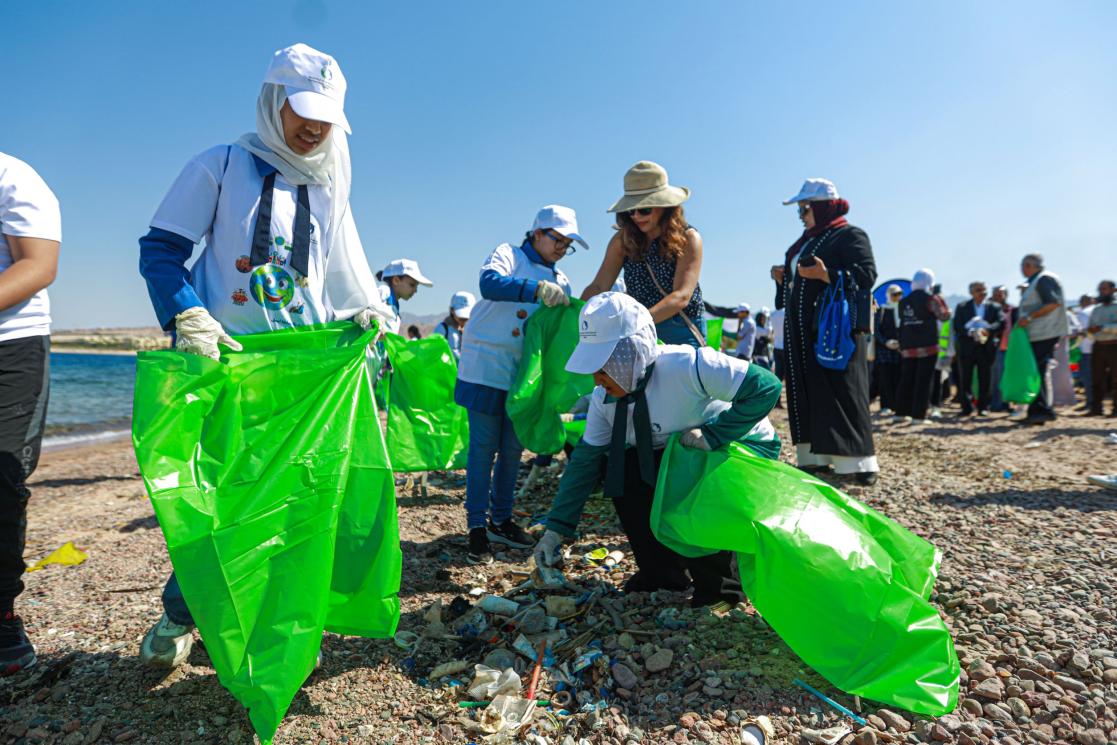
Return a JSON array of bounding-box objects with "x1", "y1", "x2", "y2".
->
[{"x1": 44, "y1": 352, "x2": 136, "y2": 448}]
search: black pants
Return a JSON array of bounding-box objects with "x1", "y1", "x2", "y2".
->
[
  {"x1": 1027, "y1": 337, "x2": 1059, "y2": 419},
  {"x1": 611, "y1": 448, "x2": 735, "y2": 597},
  {"x1": 877, "y1": 361, "x2": 900, "y2": 411},
  {"x1": 1090, "y1": 342, "x2": 1117, "y2": 415},
  {"x1": 958, "y1": 348, "x2": 995, "y2": 414},
  {"x1": 0, "y1": 336, "x2": 50, "y2": 611},
  {"x1": 896, "y1": 356, "x2": 937, "y2": 420},
  {"x1": 773, "y1": 349, "x2": 785, "y2": 381}
]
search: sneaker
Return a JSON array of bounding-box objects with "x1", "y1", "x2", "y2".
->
[
  {"x1": 139, "y1": 612, "x2": 194, "y2": 668},
  {"x1": 891, "y1": 415, "x2": 912, "y2": 425},
  {"x1": 0, "y1": 611, "x2": 36, "y2": 676},
  {"x1": 930, "y1": 407, "x2": 943, "y2": 419},
  {"x1": 467, "y1": 527, "x2": 493, "y2": 565},
  {"x1": 486, "y1": 519, "x2": 533, "y2": 549},
  {"x1": 878, "y1": 408, "x2": 894, "y2": 417},
  {"x1": 1087, "y1": 474, "x2": 1117, "y2": 492},
  {"x1": 918, "y1": 418, "x2": 934, "y2": 425},
  {"x1": 854, "y1": 471, "x2": 879, "y2": 486}
]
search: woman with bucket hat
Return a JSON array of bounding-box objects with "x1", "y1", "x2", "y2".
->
[
  {"x1": 580, "y1": 161, "x2": 706, "y2": 347},
  {"x1": 455, "y1": 205, "x2": 585, "y2": 564},
  {"x1": 770, "y1": 179, "x2": 879, "y2": 486},
  {"x1": 136, "y1": 43, "x2": 394, "y2": 668},
  {"x1": 533, "y1": 292, "x2": 781, "y2": 605}
]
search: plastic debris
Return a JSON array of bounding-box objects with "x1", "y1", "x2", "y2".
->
[
  {"x1": 479, "y1": 694, "x2": 537, "y2": 735},
  {"x1": 430, "y1": 659, "x2": 471, "y2": 679},
  {"x1": 478, "y1": 595, "x2": 520, "y2": 615},
  {"x1": 25, "y1": 542, "x2": 87, "y2": 572},
  {"x1": 793, "y1": 678, "x2": 869, "y2": 726},
  {"x1": 545, "y1": 596, "x2": 577, "y2": 618},
  {"x1": 467, "y1": 665, "x2": 522, "y2": 700}
]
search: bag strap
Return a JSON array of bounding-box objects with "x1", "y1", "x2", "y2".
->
[{"x1": 642, "y1": 260, "x2": 705, "y2": 346}]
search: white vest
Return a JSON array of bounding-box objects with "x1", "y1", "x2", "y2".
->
[
  {"x1": 458, "y1": 243, "x2": 570, "y2": 391},
  {"x1": 1019, "y1": 270, "x2": 1068, "y2": 342}
]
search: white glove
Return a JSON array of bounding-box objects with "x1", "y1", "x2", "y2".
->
[
  {"x1": 680, "y1": 427, "x2": 712, "y2": 451},
  {"x1": 353, "y1": 304, "x2": 394, "y2": 338},
  {"x1": 885, "y1": 339, "x2": 900, "y2": 350},
  {"x1": 559, "y1": 413, "x2": 575, "y2": 423},
  {"x1": 175, "y1": 307, "x2": 242, "y2": 360},
  {"x1": 536, "y1": 281, "x2": 570, "y2": 308},
  {"x1": 534, "y1": 529, "x2": 565, "y2": 568}
]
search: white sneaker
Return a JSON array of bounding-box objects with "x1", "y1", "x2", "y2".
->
[
  {"x1": 930, "y1": 407, "x2": 943, "y2": 419},
  {"x1": 919, "y1": 419, "x2": 934, "y2": 425},
  {"x1": 1087, "y1": 474, "x2": 1117, "y2": 492},
  {"x1": 140, "y1": 613, "x2": 194, "y2": 669},
  {"x1": 879, "y1": 408, "x2": 894, "y2": 417}
]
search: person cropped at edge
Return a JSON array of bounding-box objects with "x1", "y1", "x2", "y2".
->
[
  {"x1": 136, "y1": 44, "x2": 393, "y2": 669},
  {"x1": 770, "y1": 179, "x2": 879, "y2": 485},
  {"x1": 875, "y1": 284, "x2": 903, "y2": 416},
  {"x1": 952, "y1": 281, "x2": 1005, "y2": 417},
  {"x1": 580, "y1": 161, "x2": 706, "y2": 347},
  {"x1": 894, "y1": 269, "x2": 952, "y2": 425},
  {"x1": 1087, "y1": 280, "x2": 1117, "y2": 417},
  {"x1": 375, "y1": 258, "x2": 433, "y2": 336},
  {"x1": 455, "y1": 205, "x2": 585, "y2": 564},
  {"x1": 533, "y1": 293, "x2": 781, "y2": 606},
  {"x1": 1016, "y1": 253, "x2": 1067, "y2": 425},
  {"x1": 0, "y1": 152, "x2": 61, "y2": 675},
  {"x1": 433, "y1": 291, "x2": 476, "y2": 361}
]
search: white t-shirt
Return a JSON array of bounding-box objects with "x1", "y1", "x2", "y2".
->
[
  {"x1": 0, "y1": 153, "x2": 61, "y2": 342},
  {"x1": 582, "y1": 345, "x2": 776, "y2": 450},
  {"x1": 150, "y1": 144, "x2": 342, "y2": 335}
]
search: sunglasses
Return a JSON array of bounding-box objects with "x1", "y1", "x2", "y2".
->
[
  {"x1": 797, "y1": 203, "x2": 812, "y2": 216},
  {"x1": 625, "y1": 208, "x2": 654, "y2": 218}
]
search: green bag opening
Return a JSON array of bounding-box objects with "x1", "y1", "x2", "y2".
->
[{"x1": 999, "y1": 327, "x2": 1040, "y2": 404}]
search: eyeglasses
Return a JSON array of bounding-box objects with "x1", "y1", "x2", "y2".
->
[
  {"x1": 797, "y1": 203, "x2": 812, "y2": 216},
  {"x1": 625, "y1": 208, "x2": 654, "y2": 218},
  {"x1": 546, "y1": 230, "x2": 576, "y2": 254}
]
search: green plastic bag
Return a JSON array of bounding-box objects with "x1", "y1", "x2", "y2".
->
[
  {"x1": 706, "y1": 317, "x2": 724, "y2": 349},
  {"x1": 650, "y1": 437, "x2": 959, "y2": 716},
  {"x1": 999, "y1": 326, "x2": 1040, "y2": 404},
  {"x1": 382, "y1": 333, "x2": 468, "y2": 471},
  {"x1": 133, "y1": 322, "x2": 401, "y2": 744},
  {"x1": 507, "y1": 300, "x2": 595, "y2": 454}
]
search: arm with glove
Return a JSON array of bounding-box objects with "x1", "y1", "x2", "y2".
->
[{"x1": 534, "y1": 440, "x2": 607, "y2": 568}]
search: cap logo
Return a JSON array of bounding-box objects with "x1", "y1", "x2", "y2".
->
[
  {"x1": 579, "y1": 319, "x2": 597, "y2": 339},
  {"x1": 320, "y1": 62, "x2": 333, "y2": 80}
]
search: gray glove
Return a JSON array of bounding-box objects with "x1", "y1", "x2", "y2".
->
[
  {"x1": 353, "y1": 304, "x2": 394, "y2": 338},
  {"x1": 536, "y1": 281, "x2": 570, "y2": 308},
  {"x1": 175, "y1": 307, "x2": 242, "y2": 360},
  {"x1": 680, "y1": 427, "x2": 711, "y2": 451},
  {"x1": 533, "y1": 529, "x2": 565, "y2": 568}
]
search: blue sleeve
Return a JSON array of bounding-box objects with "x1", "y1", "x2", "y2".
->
[
  {"x1": 139, "y1": 227, "x2": 204, "y2": 330},
  {"x1": 479, "y1": 268, "x2": 539, "y2": 304}
]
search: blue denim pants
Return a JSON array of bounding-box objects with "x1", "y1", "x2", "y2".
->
[
  {"x1": 656, "y1": 316, "x2": 703, "y2": 348},
  {"x1": 465, "y1": 409, "x2": 524, "y2": 530},
  {"x1": 161, "y1": 573, "x2": 193, "y2": 626}
]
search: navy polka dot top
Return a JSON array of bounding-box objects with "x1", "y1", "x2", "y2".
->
[{"x1": 622, "y1": 236, "x2": 703, "y2": 324}]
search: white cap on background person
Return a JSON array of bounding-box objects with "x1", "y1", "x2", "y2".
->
[
  {"x1": 265, "y1": 43, "x2": 351, "y2": 133},
  {"x1": 532, "y1": 205, "x2": 589, "y2": 250},
  {"x1": 382, "y1": 258, "x2": 433, "y2": 286},
  {"x1": 736, "y1": 303, "x2": 751, "y2": 314},
  {"x1": 782, "y1": 178, "x2": 840, "y2": 205},
  {"x1": 565, "y1": 292, "x2": 654, "y2": 375},
  {"x1": 450, "y1": 291, "x2": 476, "y2": 319}
]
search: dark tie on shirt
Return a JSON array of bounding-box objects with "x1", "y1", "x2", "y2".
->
[
  {"x1": 250, "y1": 172, "x2": 312, "y2": 277},
  {"x1": 604, "y1": 363, "x2": 657, "y2": 499}
]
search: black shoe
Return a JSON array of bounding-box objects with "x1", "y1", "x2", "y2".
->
[
  {"x1": 798, "y1": 465, "x2": 831, "y2": 475},
  {"x1": 854, "y1": 471, "x2": 879, "y2": 486},
  {"x1": 623, "y1": 570, "x2": 690, "y2": 594},
  {"x1": 466, "y1": 527, "x2": 493, "y2": 565},
  {"x1": 486, "y1": 519, "x2": 532, "y2": 549},
  {"x1": 1020, "y1": 413, "x2": 1056, "y2": 426},
  {"x1": 0, "y1": 611, "x2": 36, "y2": 676}
]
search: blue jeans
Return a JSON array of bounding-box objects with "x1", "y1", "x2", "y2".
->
[
  {"x1": 161, "y1": 573, "x2": 193, "y2": 626},
  {"x1": 656, "y1": 316, "x2": 703, "y2": 348},
  {"x1": 465, "y1": 409, "x2": 524, "y2": 530}
]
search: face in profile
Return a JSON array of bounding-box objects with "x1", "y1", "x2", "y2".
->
[{"x1": 280, "y1": 100, "x2": 332, "y2": 154}]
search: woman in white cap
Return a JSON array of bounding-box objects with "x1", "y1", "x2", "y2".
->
[
  {"x1": 580, "y1": 161, "x2": 706, "y2": 347},
  {"x1": 455, "y1": 205, "x2": 586, "y2": 563},
  {"x1": 136, "y1": 43, "x2": 394, "y2": 668},
  {"x1": 533, "y1": 293, "x2": 781, "y2": 605},
  {"x1": 432, "y1": 290, "x2": 475, "y2": 360},
  {"x1": 375, "y1": 258, "x2": 433, "y2": 336},
  {"x1": 770, "y1": 179, "x2": 879, "y2": 486}
]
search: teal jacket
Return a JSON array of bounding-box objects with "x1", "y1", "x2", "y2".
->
[{"x1": 545, "y1": 364, "x2": 782, "y2": 538}]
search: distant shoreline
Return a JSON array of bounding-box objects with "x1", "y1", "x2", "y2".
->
[{"x1": 51, "y1": 346, "x2": 144, "y2": 356}]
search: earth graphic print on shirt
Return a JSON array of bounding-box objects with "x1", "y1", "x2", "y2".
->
[{"x1": 231, "y1": 234, "x2": 308, "y2": 319}]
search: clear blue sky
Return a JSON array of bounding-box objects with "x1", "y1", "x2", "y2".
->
[{"x1": 6, "y1": 1, "x2": 1114, "y2": 329}]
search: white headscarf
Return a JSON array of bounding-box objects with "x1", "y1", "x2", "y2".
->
[
  {"x1": 602, "y1": 322, "x2": 659, "y2": 394},
  {"x1": 234, "y1": 84, "x2": 379, "y2": 319},
  {"x1": 912, "y1": 269, "x2": 935, "y2": 292}
]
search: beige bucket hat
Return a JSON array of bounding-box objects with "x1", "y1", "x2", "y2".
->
[{"x1": 607, "y1": 161, "x2": 691, "y2": 213}]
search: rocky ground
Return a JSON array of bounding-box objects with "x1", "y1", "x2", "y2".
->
[{"x1": 2, "y1": 402, "x2": 1115, "y2": 745}]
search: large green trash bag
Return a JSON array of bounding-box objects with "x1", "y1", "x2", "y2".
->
[
  {"x1": 382, "y1": 332, "x2": 468, "y2": 471},
  {"x1": 649, "y1": 438, "x2": 959, "y2": 716},
  {"x1": 706, "y1": 318, "x2": 724, "y2": 349},
  {"x1": 999, "y1": 327, "x2": 1040, "y2": 404},
  {"x1": 507, "y1": 300, "x2": 595, "y2": 454},
  {"x1": 133, "y1": 322, "x2": 402, "y2": 744}
]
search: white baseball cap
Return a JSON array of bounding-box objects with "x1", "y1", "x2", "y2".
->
[
  {"x1": 265, "y1": 43, "x2": 351, "y2": 134},
  {"x1": 782, "y1": 178, "x2": 840, "y2": 205},
  {"x1": 736, "y1": 303, "x2": 751, "y2": 313},
  {"x1": 565, "y1": 292, "x2": 654, "y2": 375},
  {"x1": 531, "y1": 205, "x2": 589, "y2": 250},
  {"x1": 450, "y1": 291, "x2": 476, "y2": 319},
  {"x1": 382, "y1": 258, "x2": 433, "y2": 286}
]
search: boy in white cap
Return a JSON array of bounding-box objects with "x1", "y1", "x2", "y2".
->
[
  {"x1": 733, "y1": 303, "x2": 756, "y2": 360},
  {"x1": 456, "y1": 205, "x2": 586, "y2": 563},
  {"x1": 137, "y1": 43, "x2": 394, "y2": 668},
  {"x1": 376, "y1": 258, "x2": 434, "y2": 336},
  {"x1": 433, "y1": 291, "x2": 476, "y2": 360},
  {"x1": 534, "y1": 293, "x2": 781, "y2": 606}
]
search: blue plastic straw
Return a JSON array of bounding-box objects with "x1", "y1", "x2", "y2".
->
[{"x1": 793, "y1": 679, "x2": 868, "y2": 727}]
